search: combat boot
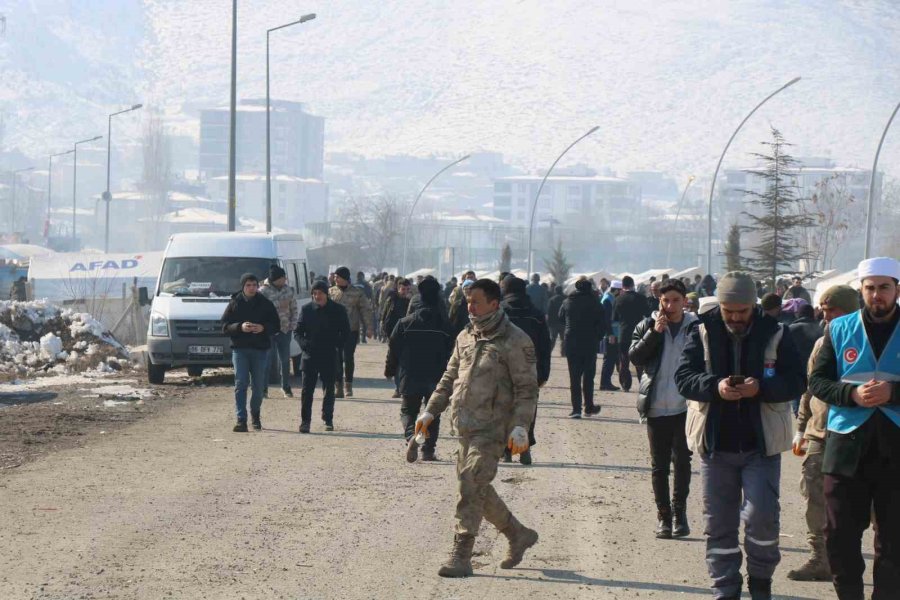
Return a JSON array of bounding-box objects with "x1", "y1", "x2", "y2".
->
[
  {"x1": 499, "y1": 517, "x2": 539, "y2": 569},
  {"x1": 655, "y1": 508, "x2": 672, "y2": 539},
  {"x1": 786, "y1": 553, "x2": 831, "y2": 581},
  {"x1": 335, "y1": 379, "x2": 345, "y2": 399},
  {"x1": 748, "y1": 576, "x2": 772, "y2": 600},
  {"x1": 437, "y1": 534, "x2": 475, "y2": 577},
  {"x1": 672, "y1": 505, "x2": 690, "y2": 537},
  {"x1": 344, "y1": 381, "x2": 353, "y2": 397}
]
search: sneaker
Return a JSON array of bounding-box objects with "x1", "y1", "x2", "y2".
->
[
  {"x1": 345, "y1": 382, "x2": 353, "y2": 397},
  {"x1": 282, "y1": 388, "x2": 293, "y2": 398},
  {"x1": 599, "y1": 384, "x2": 620, "y2": 392},
  {"x1": 519, "y1": 449, "x2": 532, "y2": 466},
  {"x1": 324, "y1": 422, "x2": 334, "y2": 431},
  {"x1": 299, "y1": 422, "x2": 310, "y2": 434},
  {"x1": 406, "y1": 436, "x2": 420, "y2": 463},
  {"x1": 233, "y1": 420, "x2": 248, "y2": 432},
  {"x1": 391, "y1": 390, "x2": 401, "y2": 398},
  {"x1": 568, "y1": 411, "x2": 582, "y2": 419},
  {"x1": 421, "y1": 449, "x2": 437, "y2": 461},
  {"x1": 589, "y1": 405, "x2": 602, "y2": 415},
  {"x1": 251, "y1": 413, "x2": 262, "y2": 430}
]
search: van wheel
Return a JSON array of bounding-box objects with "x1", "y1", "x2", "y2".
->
[
  {"x1": 147, "y1": 358, "x2": 167, "y2": 384},
  {"x1": 187, "y1": 365, "x2": 204, "y2": 377}
]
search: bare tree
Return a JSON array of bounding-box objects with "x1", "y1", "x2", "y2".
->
[
  {"x1": 141, "y1": 112, "x2": 171, "y2": 245},
  {"x1": 876, "y1": 177, "x2": 900, "y2": 257},
  {"x1": 339, "y1": 195, "x2": 409, "y2": 271},
  {"x1": 798, "y1": 174, "x2": 860, "y2": 271}
]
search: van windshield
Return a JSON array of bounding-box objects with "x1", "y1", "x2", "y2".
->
[{"x1": 158, "y1": 257, "x2": 275, "y2": 297}]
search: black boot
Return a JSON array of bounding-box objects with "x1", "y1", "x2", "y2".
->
[
  {"x1": 672, "y1": 505, "x2": 690, "y2": 537},
  {"x1": 748, "y1": 576, "x2": 772, "y2": 600},
  {"x1": 251, "y1": 412, "x2": 261, "y2": 431},
  {"x1": 233, "y1": 420, "x2": 248, "y2": 433},
  {"x1": 833, "y1": 582, "x2": 864, "y2": 600},
  {"x1": 502, "y1": 448, "x2": 513, "y2": 463},
  {"x1": 655, "y1": 508, "x2": 672, "y2": 539}
]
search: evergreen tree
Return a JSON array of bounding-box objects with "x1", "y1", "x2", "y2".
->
[
  {"x1": 723, "y1": 223, "x2": 743, "y2": 272},
  {"x1": 741, "y1": 127, "x2": 812, "y2": 289},
  {"x1": 499, "y1": 242, "x2": 512, "y2": 273},
  {"x1": 543, "y1": 240, "x2": 573, "y2": 285}
]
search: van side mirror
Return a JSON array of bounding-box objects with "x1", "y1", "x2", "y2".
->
[{"x1": 138, "y1": 287, "x2": 151, "y2": 306}]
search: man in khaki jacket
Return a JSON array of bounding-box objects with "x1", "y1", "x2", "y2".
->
[
  {"x1": 328, "y1": 266, "x2": 372, "y2": 397},
  {"x1": 787, "y1": 285, "x2": 859, "y2": 581},
  {"x1": 416, "y1": 278, "x2": 539, "y2": 577}
]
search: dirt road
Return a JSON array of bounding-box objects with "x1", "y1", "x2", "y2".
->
[{"x1": 0, "y1": 344, "x2": 867, "y2": 599}]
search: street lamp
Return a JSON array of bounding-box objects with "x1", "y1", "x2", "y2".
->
[
  {"x1": 526, "y1": 125, "x2": 599, "y2": 274},
  {"x1": 400, "y1": 154, "x2": 471, "y2": 275},
  {"x1": 105, "y1": 103, "x2": 143, "y2": 253},
  {"x1": 705, "y1": 77, "x2": 800, "y2": 274},
  {"x1": 266, "y1": 13, "x2": 316, "y2": 233},
  {"x1": 665, "y1": 174, "x2": 695, "y2": 267},
  {"x1": 47, "y1": 150, "x2": 74, "y2": 242},
  {"x1": 72, "y1": 135, "x2": 103, "y2": 247},
  {"x1": 10, "y1": 166, "x2": 35, "y2": 233},
  {"x1": 227, "y1": 0, "x2": 238, "y2": 232},
  {"x1": 864, "y1": 99, "x2": 900, "y2": 259}
]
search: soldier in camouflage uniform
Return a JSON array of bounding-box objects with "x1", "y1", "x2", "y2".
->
[
  {"x1": 329, "y1": 266, "x2": 373, "y2": 397},
  {"x1": 416, "y1": 278, "x2": 540, "y2": 577}
]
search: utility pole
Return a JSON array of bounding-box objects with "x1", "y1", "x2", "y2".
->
[{"x1": 227, "y1": 0, "x2": 237, "y2": 231}]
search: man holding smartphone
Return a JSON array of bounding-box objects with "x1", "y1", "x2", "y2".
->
[{"x1": 675, "y1": 271, "x2": 805, "y2": 600}]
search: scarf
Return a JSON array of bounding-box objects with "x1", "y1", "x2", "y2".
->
[{"x1": 469, "y1": 308, "x2": 504, "y2": 337}]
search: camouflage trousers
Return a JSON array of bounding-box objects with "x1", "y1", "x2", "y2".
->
[
  {"x1": 800, "y1": 439, "x2": 827, "y2": 559},
  {"x1": 455, "y1": 435, "x2": 514, "y2": 536}
]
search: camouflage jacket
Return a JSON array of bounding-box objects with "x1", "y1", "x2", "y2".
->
[
  {"x1": 329, "y1": 284, "x2": 373, "y2": 333},
  {"x1": 259, "y1": 281, "x2": 299, "y2": 334},
  {"x1": 426, "y1": 313, "x2": 538, "y2": 441}
]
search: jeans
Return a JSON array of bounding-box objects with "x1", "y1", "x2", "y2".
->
[
  {"x1": 266, "y1": 331, "x2": 293, "y2": 394},
  {"x1": 646, "y1": 412, "x2": 692, "y2": 512},
  {"x1": 336, "y1": 334, "x2": 359, "y2": 383},
  {"x1": 301, "y1": 354, "x2": 336, "y2": 425},
  {"x1": 400, "y1": 394, "x2": 441, "y2": 452},
  {"x1": 232, "y1": 347, "x2": 268, "y2": 421},
  {"x1": 600, "y1": 341, "x2": 619, "y2": 388},
  {"x1": 566, "y1": 351, "x2": 597, "y2": 413},
  {"x1": 701, "y1": 451, "x2": 781, "y2": 599}
]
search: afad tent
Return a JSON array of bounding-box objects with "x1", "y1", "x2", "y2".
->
[{"x1": 28, "y1": 251, "x2": 164, "y2": 302}]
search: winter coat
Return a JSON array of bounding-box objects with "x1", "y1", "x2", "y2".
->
[
  {"x1": 294, "y1": 299, "x2": 349, "y2": 361},
  {"x1": 559, "y1": 289, "x2": 607, "y2": 355},
  {"x1": 221, "y1": 292, "x2": 281, "y2": 351},
  {"x1": 788, "y1": 316, "x2": 823, "y2": 370},
  {"x1": 259, "y1": 281, "x2": 299, "y2": 334},
  {"x1": 426, "y1": 313, "x2": 538, "y2": 442},
  {"x1": 501, "y1": 292, "x2": 552, "y2": 384},
  {"x1": 783, "y1": 285, "x2": 812, "y2": 304},
  {"x1": 526, "y1": 282, "x2": 549, "y2": 314},
  {"x1": 385, "y1": 306, "x2": 453, "y2": 397},
  {"x1": 614, "y1": 290, "x2": 651, "y2": 345},
  {"x1": 797, "y1": 336, "x2": 828, "y2": 443},
  {"x1": 329, "y1": 284, "x2": 372, "y2": 333},
  {"x1": 381, "y1": 290, "x2": 411, "y2": 338},
  {"x1": 546, "y1": 293, "x2": 565, "y2": 328}
]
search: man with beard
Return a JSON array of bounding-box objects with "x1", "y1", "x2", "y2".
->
[
  {"x1": 329, "y1": 266, "x2": 373, "y2": 398},
  {"x1": 675, "y1": 271, "x2": 804, "y2": 600},
  {"x1": 559, "y1": 277, "x2": 607, "y2": 418},
  {"x1": 808, "y1": 257, "x2": 900, "y2": 600}
]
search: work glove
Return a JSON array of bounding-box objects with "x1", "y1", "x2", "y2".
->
[
  {"x1": 414, "y1": 412, "x2": 434, "y2": 439},
  {"x1": 507, "y1": 426, "x2": 529, "y2": 455},
  {"x1": 792, "y1": 431, "x2": 806, "y2": 457}
]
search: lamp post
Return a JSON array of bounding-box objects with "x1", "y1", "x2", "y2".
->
[
  {"x1": 10, "y1": 166, "x2": 35, "y2": 233},
  {"x1": 266, "y1": 13, "x2": 316, "y2": 233},
  {"x1": 705, "y1": 77, "x2": 800, "y2": 274},
  {"x1": 864, "y1": 99, "x2": 900, "y2": 259},
  {"x1": 227, "y1": 0, "x2": 238, "y2": 232},
  {"x1": 72, "y1": 135, "x2": 103, "y2": 247},
  {"x1": 665, "y1": 174, "x2": 695, "y2": 267},
  {"x1": 400, "y1": 154, "x2": 471, "y2": 275},
  {"x1": 526, "y1": 125, "x2": 599, "y2": 274},
  {"x1": 47, "y1": 150, "x2": 74, "y2": 241},
  {"x1": 105, "y1": 103, "x2": 142, "y2": 253}
]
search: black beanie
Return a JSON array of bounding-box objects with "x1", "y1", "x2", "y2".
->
[
  {"x1": 312, "y1": 280, "x2": 329, "y2": 293},
  {"x1": 268, "y1": 264, "x2": 286, "y2": 282},
  {"x1": 335, "y1": 266, "x2": 351, "y2": 281},
  {"x1": 575, "y1": 278, "x2": 592, "y2": 292},
  {"x1": 240, "y1": 273, "x2": 258, "y2": 287},
  {"x1": 418, "y1": 277, "x2": 441, "y2": 305},
  {"x1": 501, "y1": 275, "x2": 527, "y2": 296}
]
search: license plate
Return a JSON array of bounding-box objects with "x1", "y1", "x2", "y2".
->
[{"x1": 188, "y1": 345, "x2": 223, "y2": 355}]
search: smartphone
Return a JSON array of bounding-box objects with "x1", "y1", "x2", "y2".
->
[{"x1": 728, "y1": 375, "x2": 745, "y2": 387}]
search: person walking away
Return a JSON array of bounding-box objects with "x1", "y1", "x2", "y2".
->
[
  {"x1": 675, "y1": 271, "x2": 805, "y2": 600},
  {"x1": 414, "y1": 279, "x2": 539, "y2": 577},
  {"x1": 787, "y1": 303, "x2": 823, "y2": 416},
  {"x1": 385, "y1": 277, "x2": 451, "y2": 461},
  {"x1": 260, "y1": 265, "x2": 299, "y2": 398},
  {"x1": 787, "y1": 285, "x2": 857, "y2": 582},
  {"x1": 500, "y1": 276, "x2": 551, "y2": 464},
  {"x1": 449, "y1": 279, "x2": 474, "y2": 340},
  {"x1": 646, "y1": 280, "x2": 661, "y2": 313},
  {"x1": 614, "y1": 275, "x2": 651, "y2": 391},
  {"x1": 629, "y1": 279, "x2": 697, "y2": 540},
  {"x1": 547, "y1": 285, "x2": 566, "y2": 356},
  {"x1": 526, "y1": 273, "x2": 549, "y2": 314},
  {"x1": 9, "y1": 276, "x2": 26, "y2": 301},
  {"x1": 354, "y1": 271, "x2": 373, "y2": 343},
  {"x1": 559, "y1": 278, "x2": 606, "y2": 418},
  {"x1": 295, "y1": 280, "x2": 349, "y2": 433},
  {"x1": 381, "y1": 278, "x2": 412, "y2": 396},
  {"x1": 784, "y1": 276, "x2": 812, "y2": 304},
  {"x1": 808, "y1": 257, "x2": 900, "y2": 600},
  {"x1": 329, "y1": 266, "x2": 372, "y2": 398},
  {"x1": 221, "y1": 273, "x2": 281, "y2": 432},
  {"x1": 600, "y1": 280, "x2": 623, "y2": 391}
]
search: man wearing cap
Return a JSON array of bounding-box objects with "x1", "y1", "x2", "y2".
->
[
  {"x1": 676, "y1": 271, "x2": 805, "y2": 600},
  {"x1": 787, "y1": 285, "x2": 858, "y2": 582},
  {"x1": 329, "y1": 266, "x2": 373, "y2": 398},
  {"x1": 599, "y1": 280, "x2": 623, "y2": 391},
  {"x1": 221, "y1": 273, "x2": 281, "y2": 432},
  {"x1": 260, "y1": 264, "x2": 299, "y2": 398},
  {"x1": 808, "y1": 257, "x2": 900, "y2": 600},
  {"x1": 295, "y1": 280, "x2": 350, "y2": 433}
]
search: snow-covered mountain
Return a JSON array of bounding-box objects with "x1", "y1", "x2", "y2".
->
[{"x1": 3, "y1": 0, "x2": 900, "y2": 178}]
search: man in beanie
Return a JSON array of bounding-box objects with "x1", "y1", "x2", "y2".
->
[
  {"x1": 676, "y1": 271, "x2": 805, "y2": 600},
  {"x1": 329, "y1": 266, "x2": 373, "y2": 397},
  {"x1": 221, "y1": 273, "x2": 281, "y2": 431},
  {"x1": 295, "y1": 280, "x2": 350, "y2": 433},
  {"x1": 560, "y1": 277, "x2": 607, "y2": 417},
  {"x1": 260, "y1": 264, "x2": 299, "y2": 398},
  {"x1": 787, "y1": 285, "x2": 858, "y2": 582},
  {"x1": 385, "y1": 276, "x2": 451, "y2": 461},
  {"x1": 809, "y1": 257, "x2": 900, "y2": 600}
]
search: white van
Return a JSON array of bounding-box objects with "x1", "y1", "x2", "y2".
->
[{"x1": 146, "y1": 232, "x2": 310, "y2": 384}]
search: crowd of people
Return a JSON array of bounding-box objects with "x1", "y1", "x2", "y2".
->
[{"x1": 216, "y1": 257, "x2": 900, "y2": 599}]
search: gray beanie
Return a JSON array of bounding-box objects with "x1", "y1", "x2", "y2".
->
[{"x1": 717, "y1": 272, "x2": 757, "y2": 304}]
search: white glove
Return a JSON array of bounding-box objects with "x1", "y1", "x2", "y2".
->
[
  {"x1": 792, "y1": 431, "x2": 803, "y2": 447},
  {"x1": 414, "y1": 412, "x2": 434, "y2": 439},
  {"x1": 507, "y1": 425, "x2": 529, "y2": 455}
]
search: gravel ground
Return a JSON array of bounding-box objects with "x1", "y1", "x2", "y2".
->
[{"x1": 0, "y1": 344, "x2": 872, "y2": 599}]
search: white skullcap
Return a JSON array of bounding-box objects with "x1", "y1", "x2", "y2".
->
[
  {"x1": 858, "y1": 257, "x2": 900, "y2": 281},
  {"x1": 698, "y1": 296, "x2": 720, "y2": 315},
  {"x1": 610, "y1": 280, "x2": 623, "y2": 289}
]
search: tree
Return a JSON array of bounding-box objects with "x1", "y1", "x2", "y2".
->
[
  {"x1": 339, "y1": 195, "x2": 409, "y2": 271},
  {"x1": 141, "y1": 112, "x2": 171, "y2": 246},
  {"x1": 798, "y1": 174, "x2": 860, "y2": 271},
  {"x1": 875, "y1": 177, "x2": 900, "y2": 257},
  {"x1": 740, "y1": 127, "x2": 813, "y2": 289},
  {"x1": 498, "y1": 242, "x2": 511, "y2": 273},
  {"x1": 723, "y1": 223, "x2": 742, "y2": 272},
  {"x1": 543, "y1": 240, "x2": 572, "y2": 285}
]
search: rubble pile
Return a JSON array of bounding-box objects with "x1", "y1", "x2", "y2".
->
[{"x1": 0, "y1": 300, "x2": 131, "y2": 382}]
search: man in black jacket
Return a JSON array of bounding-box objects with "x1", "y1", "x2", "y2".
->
[
  {"x1": 381, "y1": 278, "x2": 412, "y2": 397},
  {"x1": 295, "y1": 280, "x2": 350, "y2": 433},
  {"x1": 500, "y1": 276, "x2": 551, "y2": 464},
  {"x1": 546, "y1": 285, "x2": 566, "y2": 356},
  {"x1": 615, "y1": 275, "x2": 651, "y2": 391},
  {"x1": 559, "y1": 278, "x2": 606, "y2": 418},
  {"x1": 788, "y1": 303, "x2": 823, "y2": 416},
  {"x1": 385, "y1": 277, "x2": 451, "y2": 461},
  {"x1": 221, "y1": 273, "x2": 281, "y2": 432}
]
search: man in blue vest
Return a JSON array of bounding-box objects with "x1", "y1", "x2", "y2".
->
[{"x1": 808, "y1": 256, "x2": 900, "y2": 600}]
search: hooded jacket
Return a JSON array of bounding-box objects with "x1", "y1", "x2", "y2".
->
[
  {"x1": 501, "y1": 292, "x2": 551, "y2": 384},
  {"x1": 559, "y1": 288, "x2": 607, "y2": 355},
  {"x1": 385, "y1": 306, "x2": 453, "y2": 397},
  {"x1": 221, "y1": 291, "x2": 281, "y2": 351}
]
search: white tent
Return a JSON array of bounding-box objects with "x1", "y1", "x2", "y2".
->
[
  {"x1": 405, "y1": 268, "x2": 436, "y2": 280},
  {"x1": 813, "y1": 269, "x2": 860, "y2": 304},
  {"x1": 0, "y1": 244, "x2": 56, "y2": 262}
]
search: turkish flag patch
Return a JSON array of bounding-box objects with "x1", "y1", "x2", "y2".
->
[{"x1": 844, "y1": 347, "x2": 859, "y2": 364}]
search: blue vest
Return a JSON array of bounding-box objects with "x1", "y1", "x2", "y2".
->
[{"x1": 827, "y1": 311, "x2": 900, "y2": 434}]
